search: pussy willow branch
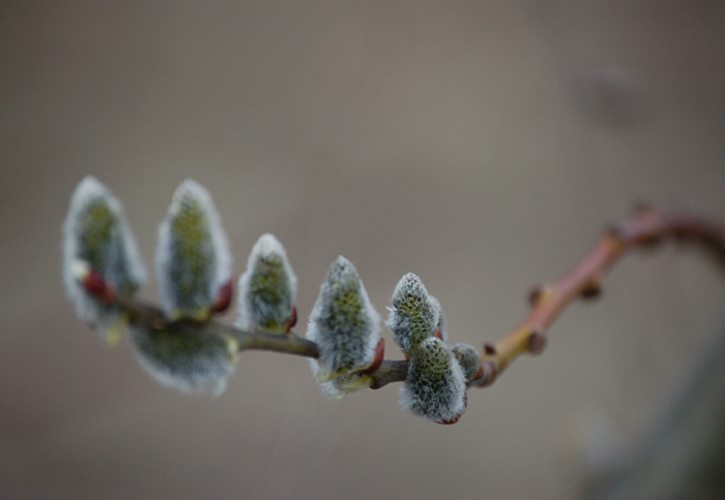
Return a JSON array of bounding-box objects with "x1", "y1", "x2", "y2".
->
[
  {"x1": 114, "y1": 206, "x2": 725, "y2": 391},
  {"x1": 116, "y1": 295, "x2": 407, "y2": 388}
]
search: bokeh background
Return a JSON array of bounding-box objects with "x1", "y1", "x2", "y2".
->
[{"x1": 1, "y1": 1, "x2": 723, "y2": 499}]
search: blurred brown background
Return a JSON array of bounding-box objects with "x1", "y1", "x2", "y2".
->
[{"x1": 1, "y1": 1, "x2": 723, "y2": 499}]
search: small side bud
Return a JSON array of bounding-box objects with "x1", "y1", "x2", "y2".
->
[
  {"x1": 400, "y1": 337, "x2": 466, "y2": 424},
  {"x1": 528, "y1": 329, "x2": 548, "y2": 355},
  {"x1": 306, "y1": 256, "x2": 381, "y2": 388},
  {"x1": 285, "y1": 306, "x2": 298, "y2": 332},
  {"x1": 155, "y1": 180, "x2": 231, "y2": 320},
  {"x1": 62, "y1": 177, "x2": 146, "y2": 343},
  {"x1": 237, "y1": 233, "x2": 297, "y2": 333},
  {"x1": 528, "y1": 285, "x2": 543, "y2": 306},
  {"x1": 580, "y1": 277, "x2": 603, "y2": 300},
  {"x1": 451, "y1": 343, "x2": 482, "y2": 382},
  {"x1": 211, "y1": 279, "x2": 234, "y2": 313},
  {"x1": 386, "y1": 273, "x2": 440, "y2": 355},
  {"x1": 71, "y1": 260, "x2": 115, "y2": 303},
  {"x1": 130, "y1": 321, "x2": 238, "y2": 396},
  {"x1": 528, "y1": 285, "x2": 556, "y2": 307}
]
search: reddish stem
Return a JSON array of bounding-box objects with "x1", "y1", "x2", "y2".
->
[{"x1": 472, "y1": 207, "x2": 725, "y2": 387}]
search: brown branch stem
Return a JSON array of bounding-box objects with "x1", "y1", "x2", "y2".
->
[
  {"x1": 471, "y1": 206, "x2": 725, "y2": 387},
  {"x1": 110, "y1": 206, "x2": 724, "y2": 391}
]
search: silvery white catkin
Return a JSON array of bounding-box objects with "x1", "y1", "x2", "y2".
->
[
  {"x1": 130, "y1": 322, "x2": 238, "y2": 396},
  {"x1": 387, "y1": 273, "x2": 440, "y2": 354},
  {"x1": 306, "y1": 256, "x2": 381, "y2": 387},
  {"x1": 237, "y1": 233, "x2": 297, "y2": 333},
  {"x1": 400, "y1": 337, "x2": 467, "y2": 423},
  {"x1": 451, "y1": 343, "x2": 481, "y2": 382},
  {"x1": 62, "y1": 176, "x2": 146, "y2": 342},
  {"x1": 155, "y1": 180, "x2": 231, "y2": 319}
]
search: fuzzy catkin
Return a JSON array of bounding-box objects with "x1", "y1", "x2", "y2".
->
[
  {"x1": 237, "y1": 233, "x2": 297, "y2": 333},
  {"x1": 306, "y1": 256, "x2": 380, "y2": 390},
  {"x1": 155, "y1": 180, "x2": 231, "y2": 319},
  {"x1": 451, "y1": 343, "x2": 481, "y2": 382},
  {"x1": 130, "y1": 322, "x2": 238, "y2": 396},
  {"x1": 400, "y1": 337, "x2": 467, "y2": 423},
  {"x1": 62, "y1": 177, "x2": 146, "y2": 342},
  {"x1": 387, "y1": 273, "x2": 440, "y2": 354}
]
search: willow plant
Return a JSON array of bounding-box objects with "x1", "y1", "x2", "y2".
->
[{"x1": 62, "y1": 177, "x2": 725, "y2": 424}]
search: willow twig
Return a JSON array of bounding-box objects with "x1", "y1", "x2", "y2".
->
[
  {"x1": 471, "y1": 206, "x2": 725, "y2": 388},
  {"x1": 110, "y1": 206, "x2": 724, "y2": 391}
]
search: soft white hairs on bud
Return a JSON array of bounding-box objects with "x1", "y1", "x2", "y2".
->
[
  {"x1": 237, "y1": 233, "x2": 297, "y2": 333},
  {"x1": 155, "y1": 180, "x2": 231, "y2": 318},
  {"x1": 429, "y1": 295, "x2": 448, "y2": 342},
  {"x1": 307, "y1": 358, "x2": 371, "y2": 399},
  {"x1": 62, "y1": 177, "x2": 146, "y2": 338},
  {"x1": 451, "y1": 343, "x2": 481, "y2": 382},
  {"x1": 400, "y1": 337, "x2": 466, "y2": 423},
  {"x1": 130, "y1": 322, "x2": 238, "y2": 396},
  {"x1": 386, "y1": 273, "x2": 440, "y2": 354},
  {"x1": 306, "y1": 256, "x2": 381, "y2": 383}
]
